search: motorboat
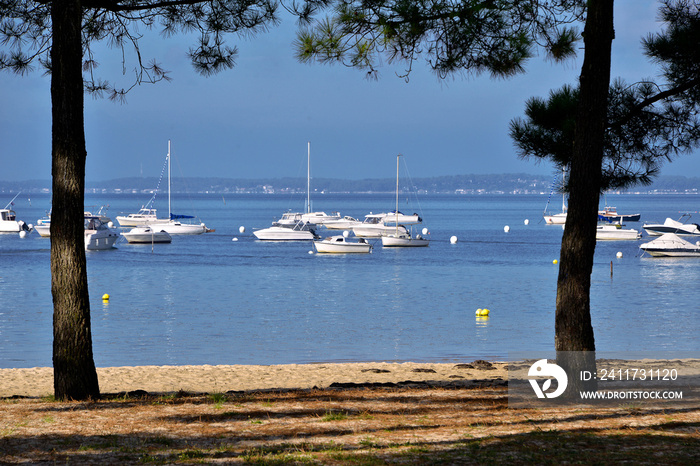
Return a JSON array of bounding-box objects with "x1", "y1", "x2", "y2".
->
[
  {"x1": 34, "y1": 217, "x2": 51, "y2": 237},
  {"x1": 381, "y1": 154, "x2": 429, "y2": 248},
  {"x1": 595, "y1": 223, "x2": 641, "y2": 241},
  {"x1": 116, "y1": 207, "x2": 168, "y2": 227},
  {"x1": 35, "y1": 207, "x2": 114, "y2": 238},
  {"x1": 353, "y1": 214, "x2": 410, "y2": 238},
  {"x1": 0, "y1": 193, "x2": 32, "y2": 233},
  {"x1": 643, "y1": 214, "x2": 700, "y2": 237},
  {"x1": 253, "y1": 221, "x2": 319, "y2": 241},
  {"x1": 84, "y1": 215, "x2": 119, "y2": 250},
  {"x1": 301, "y1": 211, "x2": 342, "y2": 225},
  {"x1": 0, "y1": 209, "x2": 32, "y2": 233},
  {"x1": 640, "y1": 233, "x2": 700, "y2": 257},
  {"x1": 122, "y1": 226, "x2": 172, "y2": 244},
  {"x1": 598, "y1": 206, "x2": 640, "y2": 223},
  {"x1": 323, "y1": 216, "x2": 362, "y2": 230},
  {"x1": 313, "y1": 234, "x2": 372, "y2": 253}
]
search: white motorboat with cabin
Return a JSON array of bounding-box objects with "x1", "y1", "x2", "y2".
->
[
  {"x1": 122, "y1": 226, "x2": 172, "y2": 244},
  {"x1": 352, "y1": 214, "x2": 411, "y2": 238},
  {"x1": 595, "y1": 223, "x2": 641, "y2": 240},
  {"x1": 313, "y1": 233, "x2": 372, "y2": 253},
  {"x1": 323, "y1": 216, "x2": 362, "y2": 230},
  {"x1": 381, "y1": 154, "x2": 429, "y2": 248},
  {"x1": 640, "y1": 233, "x2": 700, "y2": 257},
  {"x1": 116, "y1": 207, "x2": 168, "y2": 227},
  {"x1": 0, "y1": 193, "x2": 32, "y2": 233},
  {"x1": 643, "y1": 214, "x2": 700, "y2": 237},
  {"x1": 253, "y1": 221, "x2": 319, "y2": 241},
  {"x1": 84, "y1": 215, "x2": 119, "y2": 250}
]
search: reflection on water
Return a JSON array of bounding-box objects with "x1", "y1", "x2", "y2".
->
[{"x1": 1, "y1": 193, "x2": 699, "y2": 368}]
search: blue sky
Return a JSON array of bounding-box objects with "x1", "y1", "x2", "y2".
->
[{"x1": 2, "y1": 0, "x2": 696, "y2": 182}]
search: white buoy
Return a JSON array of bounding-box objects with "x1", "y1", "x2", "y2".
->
[
  {"x1": 422, "y1": 227, "x2": 429, "y2": 235},
  {"x1": 504, "y1": 225, "x2": 510, "y2": 233},
  {"x1": 616, "y1": 251, "x2": 623, "y2": 258},
  {"x1": 524, "y1": 219, "x2": 530, "y2": 225},
  {"x1": 308, "y1": 250, "x2": 314, "y2": 255},
  {"x1": 232, "y1": 237, "x2": 238, "y2": 242},
  {"x1": 343, "y1": 230, "x2": 350, "y2": 238},
  {"x1": 108, "y1": 221, "x2": 115, "y2": 228},
  {"x1": 450, "y1": 235, "x2": 458, "y2": 244},
  {"x1": 239, "y1": 226, "x2": 245, "y2": 233},
  {"x1": 19, "y1": 230, "x2": 27, "y2": 238}
]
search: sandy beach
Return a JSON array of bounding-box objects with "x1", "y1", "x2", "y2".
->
[
  {"x1": 0, "y1": 360, "x2": 506, "y2": 398},
  {"x1": 1, "y1": 361, "x2": 699, "y2": 464}
]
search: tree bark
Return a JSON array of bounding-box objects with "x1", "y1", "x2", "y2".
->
[
  {"x1": 51, "y1": 0, "x2": 100, "y2": 400},
  {"x1": 555, "y1": 0, "x2": 614, "y2": 392}
]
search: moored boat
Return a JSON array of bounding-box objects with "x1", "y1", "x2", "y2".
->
[
  {"x1": 640, "y1": 233, "x2": 700, "y2": 257},
  {"x1": 313, "y1": 234, "x2": 372, "y2": 253},
  {"x1": 84, "y1": 215, "x2": 119, "y2": 250},
  {"x1": 598, "y1": 206, "x2": 641, "y2": 223},
  {"x1": 253, "y1": 221, "x2": 319, "y2": 241},
  {"x1": 643, "y1": 214, "x2": 700, "y2": 237},
  {"x1": 381, "y1": 154, "x2": 429, "y2": 248},
  {"x1": 122, "y1": 226, "x2": 172, "y2": 244},
  {"x1": 595, "y1": 223, "x2": 641, "y2": 240}
]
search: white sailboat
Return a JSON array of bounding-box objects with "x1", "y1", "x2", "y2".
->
[
  {"x1": 543, "y1": 167, "x2": 568, "y2": 225},
  {"x1": 381, "y1": 154, "x2": 429, "y2": 248},
  {"x1": 146, "y1": 141, "x2": 209, "y2": 235},
  {"x1": 273, "y1": 142, "x2": 340, "y2": 227}
]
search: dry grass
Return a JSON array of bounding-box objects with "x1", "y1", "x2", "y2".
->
[{"x1": 1, "y1": 383, "x2": 699, "y2": 465}]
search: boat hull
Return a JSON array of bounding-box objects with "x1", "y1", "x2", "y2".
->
[
  {"x1": 254, "y1": 227, "x2": 317, "y2": 241},
  {"x1": 381, "y1": 235, "x2": 429, "y2": 247},
  {"x1": 640, "y1": 233, "x2": 700, "y2": 257},
  {"x1": 122, "y1": 227, "x2": 172, "y2": 244},
  {"x1": 148, "y1": 221, "x2": 207, "y2": 235},
  {"x1": 313, "y1": 236, "x2": 372, "y2": 253},
  {"x1": 543, "y1": 213, "x2": 567, "y2": 225},
  {"x1": 85, "y1": 231, "x2": 119, "y2": 250},
  {"x1": 596, "y1": 225, "x2": 641, "y2": 241}
]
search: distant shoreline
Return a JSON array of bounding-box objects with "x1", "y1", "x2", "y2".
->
[{"x1": 2, "y1": 173, "x2": 699, "y2": 195}]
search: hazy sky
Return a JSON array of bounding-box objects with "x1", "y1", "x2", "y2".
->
[{"x1": 2, "y1": 0, "x2": 696, "y2": 182}]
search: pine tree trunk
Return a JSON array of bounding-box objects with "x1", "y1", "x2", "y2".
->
[
  {"x1": 50, "y1": 0, "x2": 100, "y2": 400},
  {"x1": 555, "y1": 0, "x2": 614, "y2": 393}
]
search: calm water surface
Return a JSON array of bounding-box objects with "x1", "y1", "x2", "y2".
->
[{"x1": 0, "y1": 193, "x2": 698, "y2": 368}]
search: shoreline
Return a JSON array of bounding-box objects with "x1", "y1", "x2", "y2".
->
[{"x1": 0, "y1": 361, "x2": 507, "y2": 398}]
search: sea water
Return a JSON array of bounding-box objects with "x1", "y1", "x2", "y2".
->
[{"x1": 0, "y1": 192, "x2": 698, "y2": 368}]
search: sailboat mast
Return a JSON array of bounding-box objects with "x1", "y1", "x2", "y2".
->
[
  {"x1": 307, "y1": 142, "x2": 311, "y2": 214},
  {"x1": 395, "y1": 154, "x2": 400, "y2": 235},
  {"x1": 167, "y1": 140, "x2": 171, "y2": 219}
]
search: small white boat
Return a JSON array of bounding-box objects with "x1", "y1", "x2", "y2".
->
[
  {"x1": 34, "y1": 217, "x2": 51, "y2": 237},
  {"x1": 1, "y1": 194, "x2": 32, "y2": 233},
  {"x1": 84, "y1": 216, "x2": 119, "y2": 250},
  {"x1": 595, "y1": 223, "x2": 641, "y2": 241},
  {"x1": 543, "y1": 168, "x2": 568, "y2": 225},
  {"x1": 352, "y1": 214, "x2": 417, "y2": 238},
  {"x1": 122, "y1": 226, "x2": 172, "y2": 244},
  {"x1": 640, "y1": 233, "x2": 700, "y2": 257},
  {"x1": 381, "y1": 154, "x2": 429, "y2": 248},
  {"x1": 116, "y1": 208, "x2": 168, "y2": 227},
  {"x1": 254, "y1": 221, "x2": 319, "y2": 241},
  {"x1": 301, "y1": 211, "x2": 342, "y2": 225},
  {"x1": 314, "y1": 234, "x2": 372, "y2": 253},
  {"x1": 323, "y1": 216, "x2": 362, "y2": 230},
  {"x1": 643, "y1": 214, "x2": 700, "y2": 237},
  {"x1": 382, "y1": 230, "x2": 430, "y2": 247}
]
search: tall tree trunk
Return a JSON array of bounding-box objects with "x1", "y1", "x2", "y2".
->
[
  {"x1": 51, "y1": 0, "x2": 100, "y2": 400},
  {"x1": 555, "y1": 0, "x2": 614, "y2": 391}
]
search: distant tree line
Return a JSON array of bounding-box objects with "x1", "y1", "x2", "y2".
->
[{"x1": 2, "y1": 174, "x2": 698, "y2": 194}]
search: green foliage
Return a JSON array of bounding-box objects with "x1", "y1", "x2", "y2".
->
[
  {"x1": 511, "y1": 0, "x2": 700, "y2": 192},
  {"x1": 0, "y1": 0, "x2": 331, "y2": 99},
  {"x1": 295, "y1": 0, "x2": 586, "y2": 79}
]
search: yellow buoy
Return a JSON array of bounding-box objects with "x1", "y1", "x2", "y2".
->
[
  {"x1": 102, "y1": 293, "x2": 110, "y2": 301},
  {"x1": 553, "y1": 259, "x2": 558, "y2": 265},
  {"x1": 475, "y1": 308, "x2": 482, "y2": 316},
  {"x1": 481, "y1": 308, "x2": 490, "y2": 316}
]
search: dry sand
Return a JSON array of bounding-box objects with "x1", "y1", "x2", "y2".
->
[{"x1": 0, "y1": 360, "x2": 506, "y2": 398}]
